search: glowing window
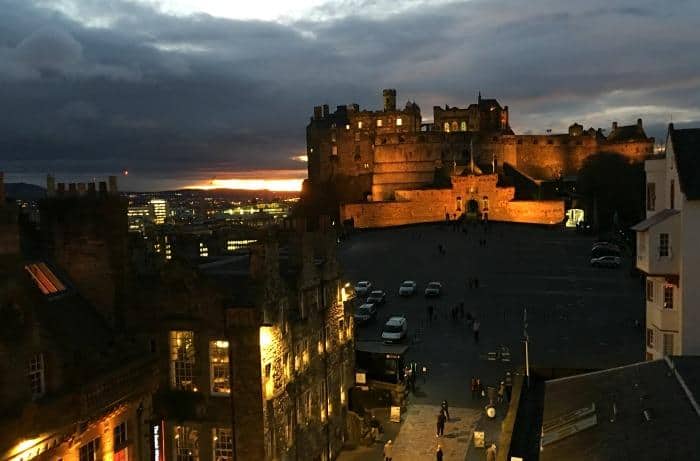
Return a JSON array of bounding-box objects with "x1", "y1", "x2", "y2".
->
[
  {"x1": 28, "y1": 353, "x2": 45, "y2": 399},
  {"x1": 227, "y1": 239, "x2": 257, "y2": 252},
  {"x1": 443, "y1": 122, "x2": 450, "y2": 132},
  {"x1": 25, "y1": 262, "x2": 66, "y2": 295},
  {"x1": 79, "y1": 438, "x2": 100, "y2": 461},
  {"x1": 199, "y1": 242, "x2": 208, "y2": 258},
  {"x1": 357, "y1": 121, "x2": 363, "y2": 129},
  {"x1": 114, "y1": 422, "x2": 128, "y2": 449},
  {"x1": 170, "y1": 331, "x2": 195, "y2": 390},
  {"x1": 345, "y1": 124, "x2": 350, "y2": 130},
  {"x1": 376, "y1": 119, "x2": 383, "y2": 127},
  {"x1": 210, "y1": 340, "x2": 230, "y2": 395},
  {"x1": 461, "y1": 121, "x2": 467, "y2": 131},
  {"x1": 396, "y1": 117, "x2": 403, "y2": 126},
  {"x1": 174, "y1": 426, "x2": 199, "y2": 461},
  {"x1": 332, "y1": 146, "x2": 338, "y2": 156},
  {"x1": 213, "y1": 428, "x2": 233, "y2": 461},
  {"x1": 451, "y1": 121, "x2": 458, "y2": 132}
]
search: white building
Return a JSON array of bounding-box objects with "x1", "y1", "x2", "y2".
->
[{"x1": 632, "y1": 124, "x2": 700, "y2": 360}]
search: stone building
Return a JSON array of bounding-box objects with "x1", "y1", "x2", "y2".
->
[
  {"x1": 129, "y1": 215, "x2": 355, "y2": 461},
  {"x1": 0, "y1": 176, "x2": 159, "y2": 461},
  {"x1": 306, "y1": 89, "x2": 653, "y2": 227},
  {"x1": 632, "y1": 124, "x2": 700, "y2": 359}
]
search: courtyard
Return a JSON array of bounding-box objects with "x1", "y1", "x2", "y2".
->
[{"x1": 338, "y1": 221, "x2": 644, "y2": 460}]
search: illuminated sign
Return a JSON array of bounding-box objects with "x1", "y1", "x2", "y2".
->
[{"x1": 152, "y1": 423, "x2": 163, "y2": 461}]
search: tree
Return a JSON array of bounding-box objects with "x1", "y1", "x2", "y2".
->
[{"x1": 577, "y1": 153, "x2": 644, "y2": 230}]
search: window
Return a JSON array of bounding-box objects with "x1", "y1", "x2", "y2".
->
[
  {"x1": 331, "y1": 132, "x2": 336, "y2": 142},
  {"x1": 345, "y1": 124, "x2": 350, "y2": 130},
  {"x1": 170, "y1": 331, "x2": 195, "y2": 390},
  {"x1": 325, "y1": 324, "x2": 332, "y2": 350},
  {"x1": 664, "y1": 333, "x2": 674, "y2": 356},
  {"x1": 376, "y1": 119, "x2": 383, "y2": 127},
  {"x1": 670, "y1": 179, "x2": 675, "y2": 209},
  {"x1": 332, "y1": 146, "x2": 338, "y2": 156},
  {"x1": 213, "y1": 428, "x2": 233, "y2": 461},
  {"x1": 460, "y1": 121, "x2": 467, "y2": 131},
  {"x1": 283, "y1": 352, "x2": 290, "y2": 379},
  {"x1": 210, "y1": 340, "x2": 230, "y2": 395},
  {"x1": 357, "y1": 121, "x2": 363, "y2": 129},
  {"x1": 114, "y1": 448, "x2": 127, "y2": 461},
  {"x1": 646, "y1": 183, "x2": 656, "y2": 211},
  {"x1": 114, "y1": 421, "x2": 128, "y2": 449},
  {"x1": 294, "y1": 343, "x2": 302, "y2": 371},
  {"x1": 199, "y1": 242, "x2": 208, "y2": 258},
  {"x1": 338, "y1": 319, "x2": 345, "y2": 342},
  {"x1": 79, "y1": 438, "x2": 100, "y2": 461},
  {"x1": 664, "y1": 285, "x2": 674, "y2": 310},
  {"x1": 646, "y1": 280, "x2": 654, "y2": 302},
  {"x1": 28, "y1": 353, "x2": 45, "y2": 399},
  {"x1": 174, "y1": 426, "x2": 199, "y2": 461},
  {"x1": 443, "y1": 122, "x2": 450, "y2": 132},
  {"x1": 646, "y1": 328, "x2": 654, "y2": 348},
  {"x1": 396, "y1": 117, "x2": 403, "y2": 126},
  {"x1": 659, "y1": 233, "x2": 669, "y2": 257},
  {"x1": 227, "y1": 239, "x2": 257, "y2": 252}
]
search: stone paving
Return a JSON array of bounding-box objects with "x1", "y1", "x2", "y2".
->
[{"x1": 390, "y1": 404, "x2": 481, "y2": 461}]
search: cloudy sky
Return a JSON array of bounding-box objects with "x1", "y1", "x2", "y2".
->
[{"x1": 1, "y1": 0, "x2": 699, "y2": 190}]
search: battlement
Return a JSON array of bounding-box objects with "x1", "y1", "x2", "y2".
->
[{"x1": 46, "y1": 174, "x2": 119, "y2": 197}]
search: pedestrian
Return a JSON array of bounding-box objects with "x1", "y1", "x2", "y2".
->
[
  {"x1": 498, "y1": 381, "x2": 505, "y2": 404},
  {"x1": 370, "y1": 415, "x2": 380, "y2": 440},
  {"x1": 473, "y1": 319, "x2": 481, "y2": 343},
  {"x1": 471, "y1": 376, "x2": 478, "y2": 400},
  {"x1": 441, "y1": 400, "x2": 450, "y2": 420},
  {"x1": 486, "y1": 443, "x2": 497, "y2": 461},
  {"x1": 436, "y1": 444, "x2": 444, "y2": 461},
  {"x1": 422, "y1": 365, "x2": 428, "y2": 383},
  {"x1": 436, "y1": 411, "x2": 446, "y2": 437},
  {"x1": 383, "y1": 440, "x2": 393, "y2": 461},
  {"x1": 477, "y1": 378, "x2": 484, "y2": 398}
]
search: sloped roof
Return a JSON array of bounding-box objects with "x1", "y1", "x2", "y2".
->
[
  {"x1": 630, "y1": 208, "x2": 680, "y2": 231},
  {"x1": 670, "y1": 126, "x2": 700, "y2": 200},
  {"x1": 607, "y1": 123, "x2": 649, "y2": 142},
  {"x1": 541, "y1": 357, "x2": 700, "y2": 461}
]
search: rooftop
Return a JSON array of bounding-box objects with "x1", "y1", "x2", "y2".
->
[
  {"x1": 670, "y1": 125, "x2": 700, "y2": 200},
  {"x1": 630, "y1": 208, "x2": 680, "y2": 231},
  {"x1": 540, "y1": 357, "x2": 700, "y2": 460}
]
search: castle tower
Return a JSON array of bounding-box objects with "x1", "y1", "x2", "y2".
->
[{"x1": 383, "y1": 89, "x2": 397, "y2": 111}]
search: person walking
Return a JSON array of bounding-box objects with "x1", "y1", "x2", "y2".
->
[
  {"x1": 436, "y1": 411, "x2": 446, "y2": 437},
  {"x1": 441, "y1": 400, "x2": 450, "y2": 420},
  {"x1": 471, "y1": 376, "x2": 478, "y2": 400},
  {"x1": 436, "y1": 445, "x2": 444, "y2": 461},
  {"x1": 383, "y1": 440, "x2": 393, "y2": 461},
  {"x1": 486, "y1": 443, "x2": 497, "y2": 461},
  {"x1": 476, "y1": 378, "x2": 484, "y2": 399},
  {"x1": 498, "y1": 381, "x2": 505, "y2": 404},
  {"x1": 473, "y1": 319, "x2": 481, "y2": 343}
]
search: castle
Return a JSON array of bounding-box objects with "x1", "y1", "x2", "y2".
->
[{"x1": 306, "y1": 89, "x2": 654, "y2": 227}]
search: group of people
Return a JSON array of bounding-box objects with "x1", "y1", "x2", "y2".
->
[{"x1": 471, "y1": 376, "x2": 511, "y2": 404}]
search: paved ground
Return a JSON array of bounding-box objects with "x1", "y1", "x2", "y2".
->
[{"x1": 337, "y1": 221, "x2": 644, "y2": 460}]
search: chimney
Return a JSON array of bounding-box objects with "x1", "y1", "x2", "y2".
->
[
  {"x1": 637, "y1": 118, "x2": 643, "y2": 127},
  {"x1": 322, "y1": 104, "x2": 329, "y2": 117},
  {"x1": 612, "y1": 121, "x2": 618, "y2": 131},
  {"x1": 0, "y1": 172, "x2": 4, "y2": 206},
  {"x1": 313, "y1": 106, "x2": 323, "y2": 120},
  {"x1": 47, "y1": 174, "x2": 56, "y2": 197},
  {"x1": 382, "y1": 89, "x2": 397, "y2": 111},
  {"x1": 108, "y1": 175, "x2": 118, "y2": 194}
]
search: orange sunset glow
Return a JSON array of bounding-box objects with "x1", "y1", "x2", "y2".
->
[{"x1": 186, "y1": 170, "x2": 307, "y2": 192}]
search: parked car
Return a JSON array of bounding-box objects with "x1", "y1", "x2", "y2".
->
[
  {"x1": 381, "y1": 316, "x2": 408, "y2": 343},
  {"x1": 399, "y1": 280, "x2": 417, "y2": 296},
  {"x1": 591, "y1": 255, "x2": 621, "y2": 268},
  {"x1": 424, "y1": 281, "x2": 442, "y2": 297},
  {"x1": 354, "y1": 281, "x2": 372, "y2": 296},
  {"x1": 366, "y1": 290, "x2": 387, "y2": 305},
  {"x1": 354, "y1": 303, "x2": 377, "y2": 325},
  {"x1": 592, "y1": 241, "x2": 621, "y2": 253},
  {"x1": 591, "y1": 243, "x2": 621, "y2": 259},
  {"x1": 576, "y1": 220, "x2": 593, "y2": 234}
]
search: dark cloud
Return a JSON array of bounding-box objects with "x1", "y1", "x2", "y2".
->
[{"x1": 1, "y1": 0, "x2": 699, "y2": 190}]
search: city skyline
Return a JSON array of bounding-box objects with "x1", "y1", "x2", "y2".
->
[{"x1": 2, "y1": 0, "x2": 700, "y2": 191}]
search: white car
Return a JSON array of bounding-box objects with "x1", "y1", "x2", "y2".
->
[
  {"x1": 381, "y1": 316, "x2": 408, "y2": 343},
  {"x1": 399, "y1": 281, "x2": 417, "y2": 296},
  {"x1": 354, "y1": 281, "x2": 372, "y2": 296},
  {"x1": 424, "y1": 281, "x2": 442, "y2": 297}
]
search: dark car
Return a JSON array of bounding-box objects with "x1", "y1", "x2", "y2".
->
[
  {"x1": 366, "y1": 290, "x2": 387, "y2": 305},
  {"x1": 591, "y1": 255, "x2": 621, "y2": 268},
  {"x1": 354, "y1": 303, "x2": 377, "y2": 325}
]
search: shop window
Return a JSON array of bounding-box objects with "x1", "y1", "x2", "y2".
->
[{"x1": 174, "y1": 426, "x2": 199, "y2": 461}]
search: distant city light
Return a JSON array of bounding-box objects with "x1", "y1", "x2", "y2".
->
[{"x1": 291, "y1": 154, "x2": 309, "y2": 163}]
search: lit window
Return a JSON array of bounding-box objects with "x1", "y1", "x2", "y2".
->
[
  {"x1": 646, "y1": 328, "x2": 654, "y2": 348},
  {"x1": 461, "y1": 121, "x2": 467, "y2": 131},
  {"x1": 376, "y1": 119, "x2": 383, "y2": 127},
  {"x1": 357, "y1": 121, "x2": 363, "y2": 129},
  {"x1": 646, "y1": 280, "x2": 654, "y2": 302},
  {"x1": 170, "y1": 331, "x2": 195, "y2": 390},
  {"x1": 79, "y1": 438, "x2": 100, "y2": 461},
  {"x1": 664, "y1": 285, "x2": 674, "y2": 310},
  {"x1": 199, "y1": 242, "x2": 208, "y2": 258},
  {"x1": 443, "y1": 122, "x2": 450, "y2": 132},
  {"x1": 332, "y1": 146, "x2": 338, "y2": 156},
  {"x1": 659, "y1": 233, "x2": 669, "y2": 257},
  {"x1": 338, "y1": 319, "x2": 345, "y2": 342},
  {"x1": 451, "y1": 121, "x2": 458, "y2": 132},
  {"x1": 114, "y1": 421, "x2": 128, "y2": 461},
  {"x1": 174, "y1": 426, "x2": 199, "y2": 461},
  {"x1": 227, "y1": 239, "x2": 257, "y2": 252},
  {"x1": 210, "y1": 340, "x2": 230, "y2": 395},
  {"x1": 28, "y1": 353, "x2": 45, "y2": 399},
  {"x1": 325, "y1": 324, "x2": 332, "y2": 351},
  {"x1": 345, "y1": 124, "x2": 350, "y2": 130},
  {"x1": 396, "y1": 117, "x2": 403, "y2": 126},
  {"x1": 213, "y1": 428, "x2": 233, "y2": 461}
]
